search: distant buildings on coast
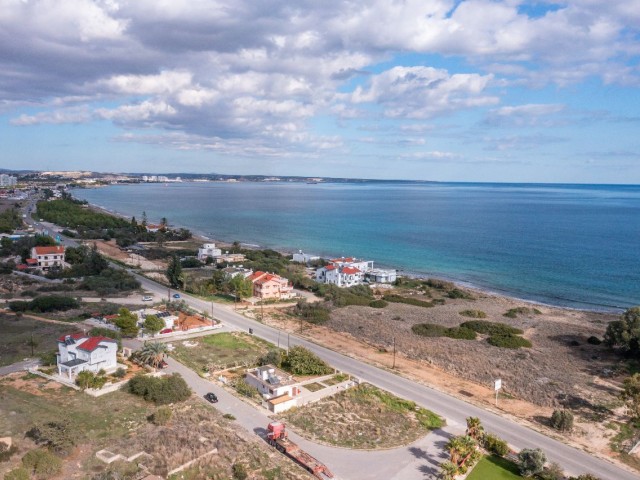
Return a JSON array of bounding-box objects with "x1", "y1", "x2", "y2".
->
[
  {"x1": 141, "y1": 175, "x2": 182, "y2": 182},
  {"x1": 0, "y1": 174, "x2": 17, "y2": 186}
]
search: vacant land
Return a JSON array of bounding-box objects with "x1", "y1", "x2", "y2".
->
[
  {"x1": 279, "y1": 383, "x2": 444, "y2": 449},
  {"x1": 0, "y1": 373, "x2": 309, "y2": 480},
  {"x1": 466, "y1": 455, "x2": 522, "y2": 480},
  {"x1": 170, "y1": 332, "x2": 273, "y2": 374},
  {"x1": 0, "y1": 314, "x2": 82, "y2": 366}
]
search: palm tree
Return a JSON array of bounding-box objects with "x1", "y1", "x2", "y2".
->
[
  {"x1": 138, "y1": 341, "x2": 168, "y2": 369},
  {"x1": 439, "y1": 460, "x2": 458, "y2": 480},
  {"x1": 465, "y1": 416, "x2": 484, "y2": 441},
  {"x1": 446, "y1": 436, "x2": 464, "y2": 466}
]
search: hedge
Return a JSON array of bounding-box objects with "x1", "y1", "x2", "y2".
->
[
  {"x1": 487, "y1": 333, "x2": 532, "y2": 349},
  {"x1": 460, "y1": 320, "x2": 523, "y2": 336}
]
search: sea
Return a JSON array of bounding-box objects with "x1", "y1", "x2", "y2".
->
[{"x1": 72, "y1": 181, "x2": 640, "y2": 312}]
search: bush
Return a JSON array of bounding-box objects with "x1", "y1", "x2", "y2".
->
[
  {"x1": 260, "y1": 349, "x2": 283, "y2": 368},
  {"x1": 4, "y1": 467, "x2": 30, "y2": 480},
  {"x1": 385, "y1": 294, "x2": 445, "y2": 308},
  {"x1": 234, "y1": 378, "x2": 259, "y2": 399},
  {"x1": 223, "y1": 413, "x2": 236, "y2": 420},
  {"x1": 150, "y1": 407, "x2": 172, "y2": 425},
  {"x1": 482, "y1": 433, "x2": 509, "y2": 457},
  {"x1": 22, "y1": 449, "x2": 62, "y2": 479},
  {"x1": 8, "y1": 301, "x2": 29, "y2": 312},
  {"x1": 518, "y1": 448, "x2": 546, "y2": 477},
  {"x1": 0, "y1": 443, "x2": 18, "y2": 462},
  {"x1": 39, "y1": 350, "x2": 58, "y2": 366},
  {"x1": 113, "y1": 367, "x2": 127, "y2": 378},
  {"x1": 281, "y1": 346, "x2": 333, "y2": 375},
  {"x1": 26, "y1": 421, "x2": 74, "y2": 455},
  {"x1": 28, "y1": 295, "x2": 79, "y2": 313},
  {"x1": 446, "y1": 288, "x2": 474, "y2": 299},
  {"x1": 550, "y1": 409, "x2": 574, "y2": 432},
  {"x1": 459, "y1": 309, "x2": 487, "y2": 318},
  {"x1": 75, "y1": 371, "x2": 107, "y2": 390},
  {"x1": 587, "y1": 336, "x2": 602, "y2": 345},
  {"x1": 424, "y1": 278, "x2": 455, "y2": 290},
  {"x1": 461, "y1": 320, "x2": 523, "y2": 336},
  {"x1": 444, "y1": 327, "x2": 477, "y2": 340},
  {"x1": 411, "y1": 323, "x2": 447, "y2": 337},
  {"x1": 294, "y1": 302, "x2": 331, "y2": 324},
  {"x1": 232, "y1": 463, "x2": 248, "y2": 480},
  {"x1": 369, "y1": 299, "x2": 388, "y2": 308},
  {"x1": 487, "y1": 333, "x2": 532, "y2": 349},
  {"x1": 79, "y1": 268, "x2": 140, "y2": 295},
  {"x1": 538, "y1": 463, "x2": 565, "y2": 480},
  {"x1": 127, "y1": 373, "x2": 191, "y2": 405},
  {"x1": 503, "y1": 307, "x2": 536, "y2": 318}
]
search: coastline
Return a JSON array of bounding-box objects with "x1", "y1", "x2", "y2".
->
[{"x1": 77, "y1": 195, "x2": 627, "y2": 316}]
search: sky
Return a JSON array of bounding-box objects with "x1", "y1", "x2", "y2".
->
[{"x1": 0, "y1": 0, "x2": 639, "y2": 183}]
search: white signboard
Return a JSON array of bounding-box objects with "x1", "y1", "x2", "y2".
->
[{"x1": 494, "y1": 379, "x2": 502, "y2": 391}]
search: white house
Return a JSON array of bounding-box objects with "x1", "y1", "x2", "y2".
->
[
  {"x1": 30, "y1": 245, "x2": 66, "y2": 272},
  {"x1": 245, "y1": 365, "x2": 301, "y2": 413},
  {"x1": 315, "y1": 257, "x2": 373, "y2": 287},
  {"x1": 222, "y1": 266, "x2": 253, "y2": 279},
  {"x1": 197, "y1": 243, "x2": 222, "y2": 261},
  {"x1": 292, "y1": 250, "x2": 320, "y2": 264},
  {"x1": 57, "y1": 333, "x2": 118, "y2": 379}
]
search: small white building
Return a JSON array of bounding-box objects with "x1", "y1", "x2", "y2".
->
[
  {"x1": 30, "y1": 245, "x2": 66, "y2": 272},
  {"x1": 133, "y1": 308, "x2": 178, "y2": 331},
  {"x1": 57, "y1": 333, "x2": 118, "y2": 379},
  {"x1": 198, "y1": 243, "x2": 222, "y2": 261},
  {"x1": 366, "y1": 268, "x2": 397, "y2": 284},
  {"x1": 292, "y1": 250, "x2": 320, "y2": 264},
  {"x1": 245, "y1": 365, "x2": 299, "y2": 398},
  {"x1": 222, "y1": 266, "x2": 253, "y2": 279}
]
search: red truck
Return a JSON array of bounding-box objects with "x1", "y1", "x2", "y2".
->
[{"x1": 266, "y1": 422, "x2": 334, "y2": 479}]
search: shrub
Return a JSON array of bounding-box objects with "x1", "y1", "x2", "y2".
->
[
  {"x1": 482, "y1": 433, "x2": 509, "y2": 457},
  {"x1": 385, "y1": 294, "x2": 445, "y2": 308},
  {"x1": 113, "y1": 367, "x2": 127, "y2": 378},
  {"x1": 503, "y1": 307, "x2": 534, "y2": 318},
  {"x1": 294, "y1": 302, "x2": 331, "y2": 324},
  {"x1": 232, "y1": 463, "x2": 248, "y2": 480},
  {"x1": 127, "y1": 373, "x2": 191, "y2": 405},
  {"x1": 538, "y1": 462, "x2": 565, "y2": 480},
  {"x1": 75, "y1": 371, "x2": 107, "y2": 390},
  {"x1": 26, "y1": 421, "x2": 74, "y2": 455},
  {"x1": 487, "y1": 333, "x2": 532, "y2": 349},
  {"x1": 461, "y1": 320, "x2": 523, "y2": 336},
  {"x1": 39, "y1": 350, "x2": 58, "y2": 366},
  {"x1": 4, "y1": 467, "x2": 30, "y2": 480},
  {"x1": 0, "y1": 443, "x2": 18, "y2": 462},
  {"x1": 22, "y1": 449, "x2": 62, "y2": 479},
  {"x1": 518, "y1": 448, "x2": 546, "y2": 477},
  {"x1": 369, "y1": 299, "x2": 388, "y2": 308},
  {"x1": 459, "y1": 310, "x2": 487, "y2": 318},
  {"x1": 79, "y1": 268, "x2": 140, "y2": 295},
  {"x1": 424, "y1": 278, "x2": 455, "y2": 290},
  {"x1": 28, "y1": 295, "x2": 79, "y2": 312},
  {"x1": 587, "y1": 336, "x2": 602, "y2": 345},
  {"x1": 411, "y1": 323, "x2": 447, "y2": 337},
  {"x1": 223, "y1": 413, "x2": 236, "y2": 420},
  {"x1": 8, "y1": 301, "x2": 29, "y2": 312},
  {"x1": 446, "y1": 288, "x2": 474, "y2": 299},
  {"x1": 234, "y1": 378, "x2": 259, "y2": 399},
  {"x1": 260, "y1": 349, "x2": 283, "y2": 368},
  {"x1": 550, "y1": 409, "x2": 574, "y2": 432},
  {"x1": 281, "y1": 346, "x2": 333, "y2": 375},
  {"x1": 150, "y1": 407, "x2": 172, "y2": 425},
  {"x1": 444, "y1": 327, "x2": 477, "y2": 340}
]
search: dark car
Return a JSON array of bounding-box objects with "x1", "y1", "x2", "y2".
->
[
  {"x1": 204, "y1": 392, "x2": 218, "y2": 403},
  {"x1": 172, "y1": 293, "x2": 181, "y2": 299}
]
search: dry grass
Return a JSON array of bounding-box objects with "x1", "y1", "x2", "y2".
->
[{"x1": 279, "y1": 383, "x2": 443, "y2": 449}]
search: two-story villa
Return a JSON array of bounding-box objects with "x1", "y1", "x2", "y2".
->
[
  {"x1": 30, "y1": 245, "x2": 65, "y2": 272},
  {"x1": 56, "y1": 333, "x2": 118, "y2": 379}
]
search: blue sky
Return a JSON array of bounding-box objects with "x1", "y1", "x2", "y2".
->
[{"x1": 0, "y1": 0, "x2": 639, "y2": 183}]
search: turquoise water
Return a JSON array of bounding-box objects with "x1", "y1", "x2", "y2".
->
[{"x1": 73, "y1": 182, "x2": 640, "y2": 311}]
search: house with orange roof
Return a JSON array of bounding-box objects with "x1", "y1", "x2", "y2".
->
[
  {"x1": 248, "y1": 271, "x2": 294, "y2": 300},
  {"x1": 30, "y1": 245, "x2": 66, "y2": 272},
  {"x1": 56, "y1": 333, "x2": 118, "y2": 379}
]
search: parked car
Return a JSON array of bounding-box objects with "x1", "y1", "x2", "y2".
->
[
  {"x1": 204, "y1": 392, "x2": 218, "y2": 403},
  {"x1": 142, "y1": 295, "x2": 153, "y2": 301},
  {"x1": 172, "y1": 293, "x2": 181, "y2": 299},
  {"x1": 160, "y1": 328, "x2": 173, "y2": 334}
]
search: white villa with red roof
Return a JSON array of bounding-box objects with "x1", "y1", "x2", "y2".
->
[
  {"x1": 57, "y1": 333, "x2": 118, "y2": 379},
  {"x1": 30, "y1": 245, "x2": 66, "y2": 272},
  {"x1": 248, "y1": 271, "x2": 294, "y2": 300},
  {"x1": 315, "y1": 257, "x2": 373, "y2": 287}
]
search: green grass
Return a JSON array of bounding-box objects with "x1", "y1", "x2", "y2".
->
[
  {"x1": 303, "y1": 382, "x2": 325, "y2": 392},
  {"x1": 170, "y1": 332, "x2": 273, "y2": 373},
  {"x1": 467, "y1": 455, "x2": 522, "y2": 480}
]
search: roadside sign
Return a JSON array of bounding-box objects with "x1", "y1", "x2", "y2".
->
[{"x1": 494, "y1": 379, "x2": 502, "y2": 391}]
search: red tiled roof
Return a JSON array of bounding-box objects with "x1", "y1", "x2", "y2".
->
[
  {"x1": 330, "y1": 257, "x2": 355, "y2": 263},
  {"x1": 325, "y1": 265, "x2": 336, "y2": 271},
  {"x1": 57, "y1": 332, "x2": 86, "y2": 342},
  {"x1": 26, "y1": 258, "x2": 38, "y2": 265},
  {"x1": 34, "y1": 246, "x2": 65, "y2": 255},
  {"x1": 17, "y1": 264, "x2": 28, "y2": 270},
  {"x1": 342, "y1": 267, "x2": 360, "y2": 275},
  {"x1": 77, "y1": 336, "x2": 117, "y2": 352},
  {"x1": 248, "y1": 271, "x2": 266, "y2": 282}
]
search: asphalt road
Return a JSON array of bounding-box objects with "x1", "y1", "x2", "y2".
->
[{"x1": 134, "y1": 273, "x2": 635, "y2": 480}]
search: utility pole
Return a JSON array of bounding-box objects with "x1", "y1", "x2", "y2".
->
[
  {"x1": 277, "y1": 330, "x2": 280, "y2": 349},
  {"x1": 392, "y1": 336, "x2": 396, "y2": 369},
  {"x1": 167, "y1": 287, "x2": 170, "y2": 302},
  {"x1": 211, "y1": 301, "x2": 214, "y2": 327}
]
